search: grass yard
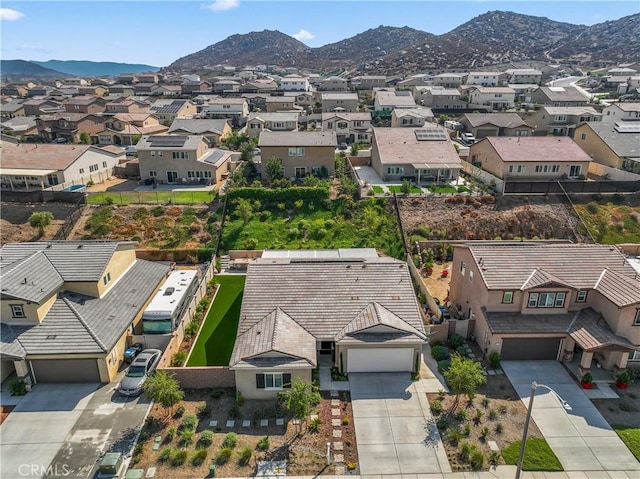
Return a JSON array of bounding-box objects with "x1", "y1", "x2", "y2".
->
[
  {"x1": 502, "y1": 438, "x2": 563, "y2": 471},
  {"x1": 574, "y1": 200, "x2": 640, "y2": 244},
  {"x1": 186, "y1": 275, "x2": 245, "y2": 367},
  {"x1": 221, "y1": 197, "x2": 405, "y2": 258},
  {"x1": 431, "y1": 185, "x2": 459, "y2": 194},
  {"x1": 388, "y1": 185, "x2": 424, "y2": 194},
  {"x1": 613, "y1": 425, "x2": 640, "y2": 462},
  {"x1": 87, "y1": 190, "x2": 215, "y2": 205},
  {"x1": 371, "y1": 185, "x2": 385, "y2": 194}
]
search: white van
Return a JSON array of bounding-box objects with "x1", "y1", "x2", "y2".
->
[{"x1": 460, "y1": 133, "x2": 476, "y2": 145}]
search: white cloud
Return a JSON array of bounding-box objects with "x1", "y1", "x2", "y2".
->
[
  {"x1": 17, "y1": 44, "x2": 52, "y2": 54},
  {"x1": 202, "y1": 0, "x2": 239, "y2": 12},
  {"x1": 292, "y1": 29, "x2": 315, "y2": 41},
  {"x1": 0, "y1": 8, "x2": 24, "y2": 21}
]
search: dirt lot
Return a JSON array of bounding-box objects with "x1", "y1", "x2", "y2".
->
[
  {"x1": 0, "y1": 202, "x2": 78, "y2": 244},
  {"x1": 399, "y1": 195, "x2": 579, "y2": 241},
  {"x1": 132, "y1": 389, "x2": 358, "y2": 477},
  {"x1": 592, "y1": 381, "x2": 640, "y2": 427}
]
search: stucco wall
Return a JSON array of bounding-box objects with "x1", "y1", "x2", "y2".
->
[
  {"x1": 235, "y1": 369, "x2": 311, "y2": 400},
  {"x1": 574, "y1": 124, "x2": 622, "y2": 169},
  {"x1": 259, "y1": 145, "x2": 335, "y2": 178},
  {"x1": 1, "y1": 292, "x2": 57, "y2": 325}
]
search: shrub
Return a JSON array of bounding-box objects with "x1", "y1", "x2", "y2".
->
[
  {"x1": 184, "y1": 321, "x2": 200, "y2": 339},
  {"x1": 430, "y1": 399, "x2": 444, "y2": 414},
  {"x1": 488, "y1": 409, "x2": 498, "y2": 420},
  {"x1": 238, "y1": 446, "x2": 252, "y2": 466},
  {"x1": 198, "y1": 430, "x2": 214, "y2": 448},
  {"x1": 158, "y1": 447, "x2": 173, "y2": 463},
  {"x1": 256, "y1": 436, "x2": 270, "y2": 451},
  {"x1": 197, "y1": 403, "x2": 211, "y2": 418},
  {"x1": 456, "y1": 409, "x2": 468, "y2": 421},
  {"x1": 215, "y1": 447, "x2": 233, "y2": 465},
  {"x1": 463, "y1": 423, "x2": 472, "y2": 436},
  {"x1": 436, "y1": 417, "x2": 449, "y2": 429},
  {"x1": 437, "y1": 359, "x2": 452, "y2": 373},
  {"x1": 229, "y1": 405, "x2": 241, "y2": 418},
  {"x1": 171, "y1": 449, "x2": 188, "y2": 467},
  {"x1": 342, "y1": 417, "x2": 350, "y2": 426},
  {"x1": 480, "y1": 426, "x2": 490, "y2": 440},
  {"x1": 488, "y1": 352, "x2": 502, "y2": 369},
  {"x1": 151, "y1": 206, "x2": 164, "y2": 217},
  {"x1": 173, "y1": 403, "x2": 185, "y2": 418},
  {"x1": 586, "y1": 202, "x2": 599, "y2": 214},
  {"x1": 171, "y1": 351, "x2": 187, "y2": 367},
  {"x1": 309, "y1": 417, "x2": 322, "y2": 433},
  {"x1": 431, "y1": 344, "x2": 450, "y2": 361},
  {"x1": 179, "y1": 429, "x2": 194, "y2": 446},
  {"x1": 346, "y1": 462, "x2": 358, "y2": 471},
  {"x1": 470, "y1": 449, "x2": 485, "y2": 470},
  {"x1": 181, "y1": 414, "x2": 198, "y2": 431},
  {"x1": 165, "y1": 427, "x2": 177, "y2": 442},
  {"x1": 8, "y1": 379, "x2": 27, "y2": 396},
  {"x1": 498, "y1": 405, "x2": 508, "y2": 414},
  {"x1": 222, "y1": 432, "x2": 238, "y2": 449},
  {"x1": 447, "y1": 427, "x2": 463, "y2": 446},
  {"x1": 482, "y1": 397, "x2": 490, "y2": 408},
  {"x1": 438, "y1": 389, "x2": 447, "y2": 398},
  {"x1": 448, "y1": 333, "x2": 465, "y2": 349},
  {"x1": 474, "y1": 409, "x2": 484, "y2": 425},
  {"x1": 236, "y1": 390, "x2": 245, "y2": 406},
  {"x1": 489, "y1": 451, "x2": 501, "y2": 465},
  {"x1": 211, "y1": 389, "x2": 224, "y2": 399},
  {"x1": 495, "y1": 423, "x2": 504, "y2": 434},
  {"x1": 192, "y1": 448, "x2": 208, "y2": 466},
  {"x1": 459, "y1": 441, "x2": 472, "y2": 462}
]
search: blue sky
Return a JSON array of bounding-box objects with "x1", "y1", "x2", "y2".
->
[{"x1": 1, "y1": 1, "x2": 638, "y2": 67}]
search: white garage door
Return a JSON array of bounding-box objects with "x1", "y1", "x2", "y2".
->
[{"x1": 347, "y1": 348, "x2": 414, "y2": 373}]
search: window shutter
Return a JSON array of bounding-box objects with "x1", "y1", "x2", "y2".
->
[
  {"x1": 282, "y1": 373, "x2": 292, "y2": 389},
  {"x1": 256, "y1": 374, "x2": 265, "y2": 389}
]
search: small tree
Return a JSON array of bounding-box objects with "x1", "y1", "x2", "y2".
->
[
  {"x1": 265, "y1": 156, "x2": 284, "y2": 183},
  {"x1": 131, "y1": 134, "x2": 142, "y2": 145},
  {"x1": 143, "y1": 371, "x2": 185, "y2": 416},
  {"x1": 236, "y1": 198, "x2": 253, "y2": 226},
  {"x1": 79, "y1": 132, "x2": 91, "y2": 144},
  {"x1": 401, "y1": 178, "x2": 411, "y2": 195},
  {"x1": 277, "y1": 377, "x2": 321, "y2": 433},
  {"x1": 239, "y1": 142, "x2": 254, "y2": 162},
  {"x1": 443, "y1": 354, "x2": 486, "y2": 413},
  {"x1": 29, "y1": 211, "x2": 54, "y2": 237}
]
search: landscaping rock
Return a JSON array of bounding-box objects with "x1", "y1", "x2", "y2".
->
[{"x1": 332, "y1": 429, "x2": 342, "y2": 438}]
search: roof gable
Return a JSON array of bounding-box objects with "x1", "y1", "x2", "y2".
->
[
  {"x1": 335, "y1": 302, "x2": 426, "y2": 342},
  {"x1": 520, "y1": 269, "x2": 577, "y2": 291}
]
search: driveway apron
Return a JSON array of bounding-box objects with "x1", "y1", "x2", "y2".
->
[
  {"x1": 502, "y1": 361, "x2": 640, "y2": 472},
  {"x1": 350, "y1": 372, "x2": 451, "y2": 475}
]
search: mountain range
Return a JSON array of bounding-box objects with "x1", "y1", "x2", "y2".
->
[
  {"x1": 166, "y1": 11, "x2": 640, "y2": 74},
  {"x1": 1, "y1": 60, "x2": 159, "y2": 79}
]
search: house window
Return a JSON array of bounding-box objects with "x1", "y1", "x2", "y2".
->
[
  {"x1": 630, "y1": 350, "x2": 640, "y2": 361},
  {"x1": 528, "y1": 292, "x2": 565, "y2": 308},
  {"x1": 11, "y1": 305, "x2": 25, "y2": 318},
  {"x1": 569, "y1": 165, "x2": 582, "y2": 178},
  {"x1": 555, "y1": 292, "x2": 566, "y2": 308},
  {"x1": 502, "y1": 291, "x2": 513, "y2": 304},
  {"x1": 576, "y1": 290, "x2": 587, "y2": 302},
  {"x1": 580, "y1": 134, "x2": 587, "y2": 141},
  {"x1": 103, "y1": 272, "x2": 111, "y2": 285},
  {"x1": 295, "y1": 167, "x2": 307, "y2": 178},
  {"x1": 149, "y1": 171, "x2": 157, "y2": 177},
  {"x1": 288, "y1": 147, "x2": 305, "y2": 157},
  {"x1": 460, "y1": 261, "x2": 466, "y2": 277},
  {"x1": 634, "y1": 309, "x2": 640, "y2": 326},
  {"x1": 386, "y1": 167, "x2": 404, "y2": 175},
  {"x1": 102, "y1": 161, "x2": 108, "y2": 168},
  {"x1": 469, "y1": 270, "x2": 474, "y2": 282},
  {"x1": 528, "y1": 293, "x2": 539, "y2": 308},
  {"x1": 552, "y1": 165, "x2": 560, "y2": 173},
  {"x1": 151, "y1": 151, "x2": 156, "y2": 157},
  {"x1": 79, "y1": 168, "x2": 85, "y2": 174},
  {"x1": 508, "y1": 165, "x2": 526, "y2": 173},
  {"x1": 256, "y1": 373, "x2": 291, "y2": 389}
]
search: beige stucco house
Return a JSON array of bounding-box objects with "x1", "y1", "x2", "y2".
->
[
  {"x1": 230, "y1": 249, "x2": 427, "y2": 399},
  {"x1": 525, "y1": 106, "x2": 602, "y2": 137},
  {"x1": 574, "y1": 122, "x2": 640, "y2": 174},
  {"x1": 449, "y1": 243, "x2": 640, "y2": 375},
  {"x1": 168, "y1": 118, "x2": 232, "y2": 146},
  {"x1": 247, "y1": 112, "x2": 299, "y2": 139},
  {"x1": 459, "y1": 113, "x2": 532, "y2": 139},
  {"x1": 0, "y1": 241, "x2": 169, "y2": 384}
]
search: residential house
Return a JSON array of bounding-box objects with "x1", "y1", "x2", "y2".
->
[
  {"x1": 230, "y1": 249, "x2": 427, "y2": 399},
  {"x1": 0, "y1": 142, "x2": 123, "y2": 189},
  {"x1": 390, "y1": 108, "x2": 435, "y2": 128},
  {"x1": 468, "y1": 136, "x2": 592, "y2": 180},
  {"x1": 27, "y1": 86, "x2": 54, "y2": 97},
  {"x1": 1, "y1": 85, "x2": 29, "y2": 97},
  {"x1": 321, "y1": 93, "x2": 359, "y2": 113},
  {"x1": 574, "y1": 121, "x2": 640, "y2": 174},
  {"x1": 397, "y1": 74, "x2": 434, "y2": 89},
  {"x1": 526, "y1": 106, "x2": 602, "y2": 137},
  {"x1": 64, "y1": 78, "x2": 89, "y2": 86},
  {"x1": 213, "y1": 80, "x2": 240, "y2": 94},
  {"x1": 530, "y1": 86, "x2": 588, "y2": 107},
  {"x1": 246, "y1": 112, "x2": 299, "y2": 140},
  {"x1": 0, "y1": 102, "x2": 26, "y2": 119},
  {"x1": 0, "y1": 241, "x2": 170, "y2": 383},
  {"x1": 504, "y1": 69, "x2": 542, "y2": 85},
  {"x1": 465, "y1": 72, "x2": 504, "y2": 87},
  {"x1": 280, "y1": 75, "x2": 311, "y2": 92},
  {"x1": 201, "y1": 97, "x2": 249, "y2": 127},
  {"x1": 413, "y1": 86, "x2": 466, "y2": 111},
  {"x1": 265, "y1": 96, "x2": 297, "y2": 112},
  {"x1": 137, "y1": 135, "x2": 231, "y2": 185},
  {"x1": 105, "y1": 99, "x2": 150, "y2": 114},
  {"x1": 168, "y1": 118, "x2": 232, "y2": 146},
  {"x1": 63, "y1": 96, "x2": 107, "y2": 114},
  {"x1": 449, "y1": 243, "x2": 640, "y2": 372},
  {"x1": 135, "y1": 83, "x2": 162, "y2": 96},
  {"x1": 318, "y1": 76, "x2": 349, "y2": 92},
  {"x1": 460, "y1": 113, "x2": 534, "y2": 139},
  {"x1": 182, "y1": 80, "x2": 212, "y2": 95},
  {"x1": 258, "y1": 131, "x2": 337, "y2": 178},
  {"x1": 36, "y1": 113, "x2": 106, "y2": 143},
  {"x1": 240, "y1": 79, "x2": 279, "y2": 94},
  {"x1": 242, "y1": 93, "x2": 269, "y2": 112},
  {"x1": 374, "y1": 90, "x2": 417, "y2": 118},
  {"x1": 149, "y1": 99, "x2": 197, "y2": 124},
  {"x1": 370, "y1": 127, "x2": 462, "y2": 184},
  {"x1": 108, "y1": 85, "x2": 136, "y2": 96},
  {"x1": 97, "y1": 113, "x2": 168, "y2": 146},
  {"x1": 352, "y1": 76, "x2": 387, "y2": 90},
  {"x1": 22, "y1": 99, "x2": 63, "y2": 116},
  {"x1": 138, "y1": 74, "x2": 159, "y2": 84},
  {"x1": 433, "y1": 73, "x2": 465, "y2": 89},
  {"x1": 601, "y1": 103, "x2": 640, "y2": 124},
  {"x1": 0, "y1": 116, "x2": 38, "y2": 140},
  {"x1": 117, "y1": 74, "x2": 138, "y2": 84},
  {"x1": 284, "y1": 91, "x2": 315, "y2": 110},
  {"x1": 321, "y1": 112, "x2": 372, "y2": 144},
  {"x1": 77, "y1": 86, "x2": 109, "y2": 97},
  {"x1": 467, "y1": 86, "x2": 516, "y2": 111}
]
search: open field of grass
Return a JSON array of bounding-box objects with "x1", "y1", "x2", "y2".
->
[
  {"x1": 613, "y1": 425, "x2": 640, "y2": 462},
  {"x1": 186, "y1": 275, "x2": 245, "y2": 367},
  {"x1": 87, "y1": 190, "x2": 215, "y2": 205},
  {"x1": 574, "y1": 200, "x2": 640, "y2": 244},
  {"x1": 502, "y1": 438, "x2": 563, "y2": 471},
  {"x1": 221, "y1": 197, "x2": 404, "y2": 258}
]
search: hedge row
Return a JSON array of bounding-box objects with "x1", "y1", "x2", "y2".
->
[{"x1": 226, "y1": 187, "x2": 330, "y2": 205}]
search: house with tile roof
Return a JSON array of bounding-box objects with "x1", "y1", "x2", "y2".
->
[
  {"x1": 0, "y1": 241, "x2": 170, "y2": 384},
  {"x1": 525, "y1": 106, "x2": 602, "y2": 138},
  {"x1": 230, "y1": 249, "x2": 428, "y2": 398},
  {"x1": 459, "y1": 113, "x2": 533, "y2": 138},
  {"x1": 168, "y1": 118, "x2": 232, "y2": 146},
  {"x1": 530, "y1": 86, "x2": 588, "y2": 107},
  {"x1": 390, "y1": 108, "x2": 435, "y2": 128},
  {"x1": 449, "y1": 243, "x2": 640, "y2": 375},
  {"x1": 321, "y1": 112, "x2": 372, "y2": 144},
  {"x1": 97, "y1": 113, "x2": 168, "y2": 146},
  {"x1": 247, "y1": 112, "x2": 299, "y2": 140},
  {"x1": 574, "y1": 121, "x2": 640, "y2": 174},
  {"x1": 149, "y1": 99, "x2": 197, "y2": 124}
]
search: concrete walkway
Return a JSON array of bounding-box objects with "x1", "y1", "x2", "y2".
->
[
  {"x1": 502, "y1": 361, "x2": 640, "y2": 472},
  {"x1": 350, "y1": 372, "x2": 451, "y2": 475}
]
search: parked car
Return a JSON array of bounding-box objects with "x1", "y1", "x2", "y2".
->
[
  {"x1": 118, "y1": 349, "x2": 161, "y2": 396},
  {"x1": 338, "y1": 142, "x2": 348, "y2": 150},
  {"x1": 123, "y1": 343, "x2": 143, "y2": 364},
  {"x1": 51, "y1": 137, "x2": 68, "y2": 144},
  {"x1": 460, "y1": 132, "x2": 476, "y2": 145},
  {"x1": 253, "y1": 147, "x2": 261, "y2": 156}
]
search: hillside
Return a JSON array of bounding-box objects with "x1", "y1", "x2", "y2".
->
[
  {"x1": 0, "y1": 60, "x2": 68, "y2": 79},
  {"x1": 33, "y1": 60, "x2": 159, "y2": 77}
]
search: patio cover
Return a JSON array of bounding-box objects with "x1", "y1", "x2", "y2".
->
[
  {"x1": 411, "y1": 163, "x2": 459, "y2": 170},
  {"x1": 568, "y1": 309, "x2": 639, "y2": 352},
  {"x1": 0, "y1": 168, "x2": 56, "y2": 176}
]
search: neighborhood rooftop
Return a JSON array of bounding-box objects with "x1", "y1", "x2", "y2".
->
[{"x1": 479, "y1": 136, "x2": 593, "y2": 162}]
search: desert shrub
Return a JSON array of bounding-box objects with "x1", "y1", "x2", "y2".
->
[
  {"x1": 211, "y1": 389, "x2": 224, "y2": 399},
  {"x1": 158, "y1": 447, "x2": 173, "y2": 463},
  {"x1": 165, "y1": 427, "x2": 177, "y2": 442},
  {"x1": 495, "y1": 423, "x2": 504, "y2": 434},
  {"x1": 236, "y1": 390, "x2": 245, "y2": 406},
  {"x1": 482, "y1": 397, "x2": 490, "y2": 408},
  {"x1": 181, "y1": 414, "x2": 198, "y2": 431},
  {"x1": 222, "y1": 432, "x2": 238, "y2": 449},
  {"x1": 308, "y1": 417, "x2": 322, "y2": 433},
  {"x1": 133, "y1": 207, "x2": 149, "y2": 220},
  {"x1": 459, "y1": 441, "x2": 472, "y2": 461},
  {"x1": 474, "y1": 409, "x2": 484, "y2": 425},
  {"x1": 470, "y1": 449, "x2": 485, "y2": 470},
  {"x1": 463, "y1": 423, "x2": 472, "y2": 436},
  {"x1": 151, "y1": 206, "x2": 164, "y2": 217},
  {"x1": 256, "y1": 436, "x2": 270, "y2": 451},
  {"x1": 488, "y1": 352, "x2": 501, "y2": 369},
  {"x1": 436, "y1": 417, "x2": 449, "y2": 429},
  {"x1": 447, "y1": 427, "x2": 463, "y2": 446},
  {"x1": 171, "y1": 449, "x2": 188, "y2": 467},
  {"x1": 171, "y1": 351, "x2": 187, "y2": 367},
  {"x1": 448, "y1": 333, "x2": 465, "y2": 349},
  {"x1": 342, "y1": 417, "x2": 350, "y2": 425},
  {"x1": 488, "y1": 409, "x2": 498, "y2": 420},
  {"x1": 456, "y1": 409, "x2": 468, "y2": 421},
  {"x1": 173, "y1": 403, "x2": 185, "y2": 418},
  {"x1": 480, "y1": 426, "x2": 490, "y2": 440},
  {"x1": 192, "y1": 448, "x2": 208, "y2": 466},
  {"x1": 430, "y1": 399, "x2": 443, "y2": 414},
  {"x1": 229, "y1": 405, "x2": 241, "y2": 418},
  {"x1": 198, "y1": 430, "x2": 214, "y2": 448},
  {"x1": 431, "y1": 344, "x2": 450, "y2": 361},
  {"x1": 238, "y1": 446, "x2": 252, "y2": 465},
  {"x1": 489, "y1": 451, "x2": 501, "y2": 465},
  {"x1": 196, "y1": 403, "x2": 211, "y2": 418},
  {"x1": 179, "y1": 429, "x2": 194, "y2": 446},
  {"x1": 347, "y1": 462, "x2": 358, "y2": 471},
  {"x1": 215, "y1": 447, "x2": 233, "y2": 465}
]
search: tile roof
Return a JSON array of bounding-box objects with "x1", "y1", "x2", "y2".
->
[
  {"x1": 0, "y1": 143, "x2": 95, "y2": 171},
  {"x1": 579, "y1": 122, "x2": 640, "y2": 158},
  {"x1": 168, "y1": 119, "x2": 230, "y2": 135},
  {"x1": 477, "y1": 137, "x2": 592, "y2": 163},
  {"x1": 321, "y1": 93, "x2": 358, "y2": 100},
  {"x1": 520, "y1": 269, "x2": 577, "y2": 291},
  {"x1": 483, "y1": 307, "x2": 575, "y2": 334},
  {"x1": 568, "y1": 308, "x2": 638, "y2": 352},
  {"x1": 536, "y1": 86, "x2": 588, "y2": 102},
  {"x1": 0, "y1": 324, "x2": 28, "y2": 360},
  {"x1": 375, "y1": 91, "x2": 417, "y2": 107},
  {"x1": 593, "y1": 269, "x2": 640, "y2": 307},
  {"x1": 334, "y1": 302, "x2": 426, "y2": 342},
  {"x1": 463, "y1": 113, "x2": 528, "y2": 128},
  {"x1": 248, "y1": 112, "x2": 299, "y2": 123},
  {"x1": 614, "y1": 103, "x2": 640, "y2": 112},
  {"x1": 542, "y1": 106, "x2": 601, "y2": 116},
  {"x1": 149, "y1": 99, "x2": 191, "y2": 114},
  {"x1": 231, "y1": 307, "x2": 316, "y2": 368},
  {"x1": 372, "y1": 127, "x2": 462, "y2": 167},
  {"x1": 258, "y1": 131, "x2": 337, "y2": 147},
  {"x1": 0, "y1": 251, "x2": 63, "y2": 302},
  {"x1": 392, "y1": 108, "x2": 434, "y2": 119}
]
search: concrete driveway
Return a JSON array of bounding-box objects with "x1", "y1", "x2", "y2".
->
[
  {"x1": 350, "y1": 372, "x2": 451, "y2": 475},
  {"x1": 502, "y1": 361, "x2": 640, "y2": 472}
]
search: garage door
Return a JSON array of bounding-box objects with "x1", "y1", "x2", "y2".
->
[
  {"x1": 30, "y1": 359, "x2": 100, "y2": 383},
  {"x1": 501, "y1": 338, "x2": 562, "y2": 360},
  {"x1": 347, "y1": 348, "x2": 414, "y2": 373}
]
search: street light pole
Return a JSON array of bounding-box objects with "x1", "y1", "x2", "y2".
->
[{"x1": 515, "y1": 382, "x2": 571, "y2": 479}]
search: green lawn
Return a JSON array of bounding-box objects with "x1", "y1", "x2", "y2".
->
[
  {"x1": 430, "y1": 185, "x2": 458, "y2": 194},
  {"x1": 371, "y1": 185, "x2": 385, "y2": 194},
  {"x1": 613, "y1": 425, "x2": 640, "y2": 461},
  {"x1": 502, "y1": 438, "x2": 563, "y2": 471},
  {"x1": 186, "y1": 275, "x2": 245, "y2": 367},
  {"x1": 388, "y1": 185, "x2": 424, "y2": 194},
  {"x1": 87, "y1": 190, "x2": 215, "y2": 205},
  {"x1": 221, "y1": 197, "x2": 405, "y2": 258}
]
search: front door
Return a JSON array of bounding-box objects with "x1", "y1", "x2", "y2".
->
[{"x1": 167, "y1": 171, "x2": 178, "y2": 183}]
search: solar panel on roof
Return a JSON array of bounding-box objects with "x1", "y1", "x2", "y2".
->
[
  {"x1": 614, "y1": 122, "x2": 640, "y2": 133},
  {"x1": 414, "y1": 129, "x2": 447, "y2": 141}
]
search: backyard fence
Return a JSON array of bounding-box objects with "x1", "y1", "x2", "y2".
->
[
  {"x1": 503, "y1": 179, "x2": 640, "y2": 195},
  {"x1": 53, "y1": 198, "x2": 85, "y2": 240},
  {"x1": 87, "y1": 190, "x2": 216, "y2": 205},
  {"x1": 461, "y1": 162, "x2": 505, "y2": 194}
]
